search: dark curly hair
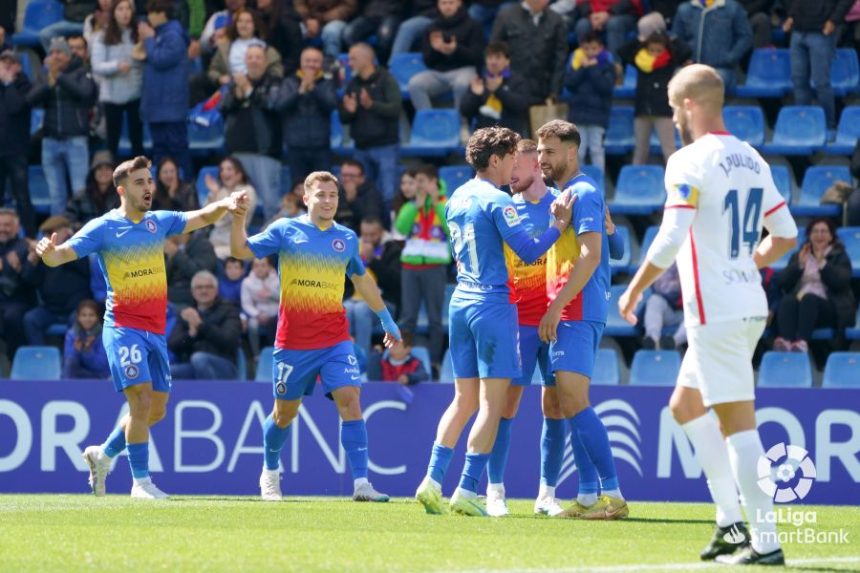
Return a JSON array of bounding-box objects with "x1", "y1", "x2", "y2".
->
[{"x1": 465, "y1": 127, "x2": 520, "y2": 171}]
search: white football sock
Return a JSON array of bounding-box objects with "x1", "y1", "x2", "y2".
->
[
  {"x1": 726, "y1": 430, "x2": 780, "y2": 554},
  {"x1": 354, "y1": 477, "x2": 369, "y2": 489},
  {"x1": 577, "y1": 493, "x2": 599, "y2": 506},
  {"x1": 682, "y1": 414, "x2": 743, "y2": 527}
]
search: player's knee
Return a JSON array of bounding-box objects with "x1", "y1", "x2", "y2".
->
[
  {"x1": 128, "y1": 393, "x2": 153, "y2": 419},
  {"x1": 273, "y1": 405, "x2": 298, "y2": 428},
  {"x1": 148, "y1": 406, "x2": 167, "y2": 425},
  {"x1": 453, "y1": 392, "x2": 478, "y2": 417},
  {"x1": 669, "y1": 391, "x2": 700, "y2": 424},
  {"x1": 542, "y1": 397, "x2": 562, "y2": 419},
  {"x1": 558, "y1": 392, "x2": 589, "y2": 418}
]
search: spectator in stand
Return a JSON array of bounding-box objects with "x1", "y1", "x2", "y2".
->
[
  {"x1": 207, "y1": 8, "x2": 283, "y2": 89},
  {"x1": 22, "y1": 216, "x2": 91, "y2": 345},
  {"x1": 28, "y1": 37, "x2": 97, "y2": 217},
  {"x1": 367, "y1": 329, "x2": 429, "y2": 383},
  {"x1": 83, "y1": 0, "x2": 111, "y2": 47},
  {"x1": 62, "y1": 298, "x2": 111, "y2": 379},
  {"x1": 775, "y1": 218, "x2": 856, "y2": 352},
  {"x1": 0, "y1": 50, "x2": 35, "y2": 237},
  {"x1": 783, "y1": 0, "x2": 852, "y2": 132},
  {"x1": 564, "y1": 31, "x2": 615, "y2": 173},
  {"x1": 205, "y1": 156, "x2": 257, "y2": 259},
  {"x1": 344, "y1": 215, "x2": 402, "y2": 356},
  {"x1": 39, "y1": 0, "x2": 97, "y2": 51},
  {"x1": 647, "y1": 0, "x2": 683, "y2": 27},
  {"x1": 219, "y1": 256, "x2": 245, "y2": 306},
  {"x1": 395, "y1": 164, "x2": 449, "y2": 367},
  {"x1": 641, "y1": 262, "x2": 687, "y2": 350},
  {"x1": 265, "y1": 185, "x2": 306, "y2": 227},
  {"x1": 220, "y1": 44, "x2": 283, "y2": 221},
  {"x1": 469, "y1": 0, "x2": 516, "y2": 33},
  {"x1": 169, "y1": 270, "x2": 242, "y2": 380},
  {"x1": 340, "y1": 43, "x2": 402, "y2": 205},
  {"x1": 672, "y1": 0, "x2": 752, "y2": 89},
  {"x1": 407, "y1": 0, "x2": 484, "y2": 112},
  {"x1": 137, "y1": 0, "x2": 192, "y2": 178},
  {"x1": 68, "y1": 35, "x2": 91, "y2": 66},
  {"x1": 165, "y1": 228, "x2": 218, "y2": 307},
  {"x1": 460, "y1": 41, "x2": 529, "y2": 136},
  {"x1": 92, "y1": 0, "x2": 144, "y2": 159},
  {"x1": 574, "y1": 0, "x2": 639, "y2": 56},
  {"x1": 389, "y1": 0, "x2": 437, "y2": 60},
  {"x1": 294, "y1": 0, "x2": 358, "y2": 60},
  {"x1": 241, "y1": 255, "x2": 279, "y2": 357},
  {"x1": 335, "y1": 159, "x2": 386, "y2": 232},
  {"x1": 490, "y1": 0, "x2": 568, "y2": 106},
  {"x1": 740, "y1": 0, "x2": 775, "y2": 48},
  {"x1": 343, "y1": 0, "x2": 403, "y2": 63},
  {"x1": 619, "y1": 19, "x2": 690, "y2": 165},
  {"x1": 275, "y1": 46, "x2": 338, "y2": 189},
  {"x1": 391, "y1": 168, "x2": 418, "y2": 231},
  {"x1": 256, "y1": 0, "x2": 303, "y2": 75},
  {"x1": 0, "y1": 209, "x2": 35, "y2": 361},
  {"x1": 200, "y1": 0, "x2": 246, "y2": 55},
  {"x1": 153, "y1": 156, "x2": 200, "y2": 211},
  {"x1": 66, "y1": 150, "x2": 120, "y2": 225}
]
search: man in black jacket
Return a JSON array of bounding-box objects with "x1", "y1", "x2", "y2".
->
[
  {"x1": 275, "y1": 46, "x2": 338, "y2": 188},
  {"x1": 27, "y1": 37, "x2": 98, "y2": 216},
  {"x1": 339, "y1": 43, "x2": 402, "y2": 205},
  {"x1": 460, "y1": 41, "x2": 529, "y2": 136},
  {"x1": 0, "y1": 208, "x2": 35, "y2": 361},
  {"x1": 0, "y1": 50, "x2": 35, "y2": 237},
  {"x1": 169, "y1": 270, "x2": 242, "y2": 380},
  {"x1": 407, "y1": 0, "x2": 484, "y2": 111},
  {"x1": 221, "y1": 44, "x2": 283, "y2": 221},
  {"x1": 343, "y1": 0, "x2": 403, "y2": 63},
  {"x1": 165, "y1": 229, "x2": 218, "y2": 307},
  {"x1": 490, "y1": 0, "x2": 569, "y2": 105},
  {"x1": 334, "y1": 159, "x2": 386, "y2": 232}
]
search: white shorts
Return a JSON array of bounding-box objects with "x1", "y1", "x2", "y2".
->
[{"x1": 678, "y1": 317, "x2": 766, "y2": 407}]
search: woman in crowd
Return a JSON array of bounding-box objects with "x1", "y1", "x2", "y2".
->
[
  {"x1": 153, "y1": 157, "x2": 200, "y2": 211},
  {"x1": 66, "y1": 151, "x2": 120, "y2": 225},
  {"x1": 62, "y1": 299, "x2": 110, "y2": 379},
  {"x1": 205, "y1": 156, "x2": 257, "y2": 259},
  {"x1": 207, "y1": 7, "x2": 283, "y2": 88}
]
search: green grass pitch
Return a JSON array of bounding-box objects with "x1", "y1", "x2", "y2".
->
[{"x1": 1, "y1": 496, "x2": 858, "y2": 572}]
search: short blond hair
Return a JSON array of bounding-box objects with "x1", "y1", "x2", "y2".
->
[
  {"x1": 667, "y1": 64, "x2": 725, "y2": 111},
  {"x1": 304, "y1": 171, "x2": 339, "y2": 194},
  {"x1": 517, "y1": 138, "x2": 538, "y2": 154}
]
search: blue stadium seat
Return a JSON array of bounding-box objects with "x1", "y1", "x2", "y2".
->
[
  {"x1": 11, "y1": 346, "x2": 61, "y2": 380},
  {"x1": 638, "y1": 225, "x2": 660, "y2": 266},
  {"x1": 769, "y1": 165, "x2": 793, "y2": 205},
  {"x1": 236, "y1": 350, "x2": 247, "y2": 381},
  {"x1": 629, "y1": 350, "x2": 680, "y2": 386},
  {"x1": 388, "y1": 52, "x2": 427, "y2": 98},
  {"x1": 28, "y1": 166, "x2": 51, "y2": 215},
  {"x1": 117, "y1": 119, "x2": 153, "y2": 156},
  {"x1": 330, "y1": 109, "x2": 354, "y2": 156},
  {"x1": 609, "y1": 226, "x2": 632, "y2": 275},
  {"x1": 581, "y1": 165, "x2": 605, "y2": 194},
  {"x1": 822, "y1": 352, "x2": 860, "y2": 388},
  {"x1": 830, "y1": 48, "x2": 860, "y2": 96},
  {"x1": 610, "y1": 165, "x2": 665, "y2": 215},
  {"x1": 762, "y1": 106, "x2": 827, "y2": 156},
  {"x1": 792, "y1": 165, "x2": 851, "y2": 217},
  {"x1": 770, "y1": 228, "x2": 805, "y2": 271},
  {"x1": 439, "y1": 165, "x2": 473, "y2": 193},
  {"x1": 605, "y1": 284, "x2": 640, "y2": 337},
  {"x1": 723, "y1": 105, "x2": 765, "y2": 147},
  {"x1": 613, "y1": 65, "x2": 637, "y2": 99},
  {"x1": 847, "y1": 308, "x2": 860, "y2": 341},
  {"x1": 735, "y1": 48, "x2": 792, "y2": 98},
  {"x1": 836, "y1": 227, "x2": 860, "y2": 277},
  {"x1": 402, "y1": 109, "x2": 461, "y2": 157},
  {"x1": 46, "y1": 323, "x2": 68, "y2": 337},
  {"x1": 195, "y1": 165, "x2": 220, "y2": 208},
  {"x1": 30, "y1": 108, "x2": 43, "y2": 136},
  {"x1": 440, "y1": 349, "x2": 454, "y2": 382},
  {"x1": 826, "y1": 106, "x2": 860, "y2": 155},
  {"x1": 605, "y1": 106, "x2": 634, "y2": 155},
  {"x1": 593, "y1": 348, "x2": 621, "y2": 385},
  {"x1": 11, "y1": 0, "x2": 64, "y2": 47},
  {"x1": 758, "y1": 351, "x2": 813, "y2": 388},
  {"x1": 255, "y1": 346, "x2": 275, "y2": 382},
  {"x1": 410, "y1": 346, "x2": 432, "y2": 375}
]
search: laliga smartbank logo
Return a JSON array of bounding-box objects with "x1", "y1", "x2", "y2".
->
[{"x1": 756, "y1": 443, "x2": 850, "y2": 546}]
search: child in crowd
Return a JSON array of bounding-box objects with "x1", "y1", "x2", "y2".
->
[
  {"x1": 219, "y1": 256, "x2": 246, "y2": 307},
  {"x1": 241, "y1": 256, "x2": 280, "y2": 358},
  {"x1": 368, "y1": 330, "x2": 429, "y2": 385},
  {"x1": 62, "y1": 299, "x2": 110, "y2": 379}
]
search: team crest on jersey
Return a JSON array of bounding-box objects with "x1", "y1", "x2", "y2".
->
[
  {"x1": 276, "y1": 382, "x2": 287, "y2": 395},
  {"x1": 145, "y1": 219, "x2": 157, "y2": 233},
  {"x1": 124, "y1": 364, "x2": 139, "y2": 380},
  {"x1": 503, "y1": 206, "x2": 520, "y2": 227},
  {"x1": 332, "y1": 238, "x2": 346, "y2": 252}
]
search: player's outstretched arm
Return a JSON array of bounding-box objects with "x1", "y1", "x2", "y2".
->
[
  {"x1": 229, "y1": 208, "x2": 255, "y2": 260},
  {"x1": 351, "y1": 272, "x2": 401, "y2": 348},
  {"x1": 36, "y1": 232, "x2": 79, "y2": 267},
  {"x1": 183, "y1": 189, "x2": 249, "y2": 234},
  {"x1": 502, "y1": 192, "x2": 575, "y2": 264}
]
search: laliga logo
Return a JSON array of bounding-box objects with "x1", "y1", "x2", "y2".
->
[{"x1": 757, "y1": 442, "x2": 817, "y2": 503}]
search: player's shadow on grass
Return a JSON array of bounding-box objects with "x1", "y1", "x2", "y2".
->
[
  {"x1": 622, "y1": 517, "x2": 715, "y2": 525},
  {"x1": 168, "y1": 496, "x2": 305, "y2": 504},
  {"x1": 785, "y1": 567, "x2": 853, "y2": 573}
]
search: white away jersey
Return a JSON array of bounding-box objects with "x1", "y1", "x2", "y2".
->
[{"x1": 662, "y1": 133, "x2": 791, "y2": 326}]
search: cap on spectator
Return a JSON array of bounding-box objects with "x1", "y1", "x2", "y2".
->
[
  {"x1": 48, "y1": 37, "x2": 72, "y2": 56},
  {"x1": 0, "y1": 49, "x2": 19, "y2": 63},
  {"x1": 90, "y1": 150, "x2": 115, "y2": 171},
  {"x1": 637, "y1": 12, "x2": 667, "y2": 42},
  {"x1": 39, "y1": 215, "x2": 72, "y2": 234}
]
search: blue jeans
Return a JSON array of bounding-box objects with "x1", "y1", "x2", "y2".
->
[
  {"x1": 574, "y1": 14, "x2": 636, "y2": 55},
  {"x1": 344, "y1": 15, "x2": 401, "y2": 62},
  {"x1": 468, "y1": 2, "x2": 514, "y2": 37},
  {"x1": 39, "y1": 20, "x2": 85, "y2": 51},
  {"x1": 790, "y1": 31, "x2": 836, "y2": 129},
  {"x1": 234, "y1": 153, "x2": 281, "y2": 221},
  {"x1": 389, "y1": 16, "x2": 432, "y2": 61},
  {"x1": 344, "y1": 299, "x2": 396, "y2": 357},
  {"x1": 171, "y1": 351, "x2": 238, "y2": 380},
  {"x1": 354, "y1": 144, "x2": 400, "y2": 206},
  {"x1": 23, "y1": 306, "x2": 75, "y2": 345},
  {"x1": 42, "y1": 136, "x2": 89, "y2": 215},
  {"x1": 321, "y1": 20, "x2": 347, "y2": 59}
]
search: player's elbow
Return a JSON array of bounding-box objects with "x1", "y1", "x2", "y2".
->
[{"x1": 772, "y1": 235, "x2": 797, "y2": 258}]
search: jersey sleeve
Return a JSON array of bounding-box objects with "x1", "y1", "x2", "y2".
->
[
  {"x1": 572, "y1": 186, "x2": 603, "y2": 235},
  {"x1": 155, "y1": 210, "x2": 189, "y2": 237},
  {"x1": 491, "y1": 193, "x2": 561, "y2": 264},
  {"x1": 345, "y1": 232, "x2": 366, "y2": 278},
  {"x1": 247, "y1": 219, "x2": 287, "y2": 258},
  {"x1": 664, "y1": 152, "x2": 703, "y2": 210},
  {"x1": 66, "y1": 217, "x2": 106, "y2": 259}
]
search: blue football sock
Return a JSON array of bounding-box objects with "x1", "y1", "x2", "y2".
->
[
  {"x1": 540, "y1": 417, "x2": 566, "y2": 487},
  {"x1": 570, "y1": 423, "x2": 600, "y2": 495},
  {"x1": 458, "y1": 452, "x2": 490, "y2": 493},
  {"x1": 340, "y1": 419, "x2": 369, "y2": 480},
  {"x1": 568, "y1": 407, "x2": 619, "y2": 492},
  {"x1": 427, "y1": 443, "x2": 454, "y2": 485},
  {"x1": 263, "y1": 414, "x2": 291, "y2": 471},
  {"x1": 126, "y1": 442, "x2": 149, "y2": 479},
  {"x1": 487, "y1": 417, "x2": 513, "y2": 485},
  {"x1": 101, "y1": 426, "x2": 126, "y2": 458}
]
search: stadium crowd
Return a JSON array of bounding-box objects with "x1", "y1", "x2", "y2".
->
[{"x1": 0, "y1": 0, "x2": 858, "y2": 381}]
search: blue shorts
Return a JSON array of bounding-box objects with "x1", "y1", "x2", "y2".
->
[
  {"x1": 548, "y1": 320, "x2": 605, "y2": 381},
  {"x1": 102, "y1": 325, "x2": 172, "y2": 393},
  {"x1": 272, "y1": 340, "x2": 361, "y2": 400},
  {"x1": 514, "y1": 324, "x2": 552, "y2": 386},
  {"x1": 448, "y1": 296, "x2": 521, "y2": 380}
]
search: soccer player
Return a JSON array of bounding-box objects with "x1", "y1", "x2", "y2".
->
[
  {"x1": 414, "y1": 127, "x2": 573, "y2": 517},
  {"x1": 536, "y1": 119, "x2": 627, "y2": 520},
  {"x1": 619, "y1": 65, "x2": 797, "y2": 566},
  {"x1": 36, "y1": 155, "x2": 246, "y2": 499},
  {"x1": 487, "y1": 139, "x2": 626, "y2": 517},
  {"x1": 229, "y1": 171, "x2": 399, "y2": 503}
]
